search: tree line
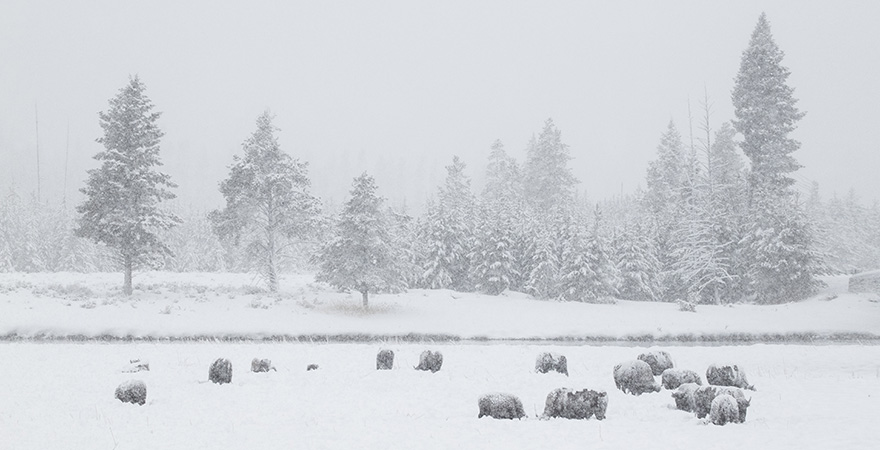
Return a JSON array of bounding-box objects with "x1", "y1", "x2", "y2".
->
[{"x1": 2, "y1": 13, "x2": 874, "y2": 306}]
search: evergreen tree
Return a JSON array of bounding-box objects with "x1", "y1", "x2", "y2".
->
[
  {"x1": 526, "y1": 232, "x2": 560, "y2": 300},
  {"x1": 75, "y1": 77, "x2": 179, "y2": 295},
  {"x1": 210, "y1": 111, "x2": 320, "y2": 292},
  {"x1": 482, "y1": 139, "x2": 522, "y2": 207},
  {"x1": 613, "y1": 222, "x2": 662, "y2": 302},
  {"x1": 732, "y1": 13, "x2": 805, "y2": 197},
  {"x1": 419, "y1": 156, "x2": 476, "y2": 291},
  {"x1": 315, "y1": 173, "x2": 403, "y2": 309},
  {"x1": 470, "y1": 207, "x2": 516, "y2": 295},
  {"x1": 739, "y1": 195, "x2": 824, "y2": 303},
  {"x1": 523, "y1": 119, "x2": 578, "y2": 211},
  {"x1": 732, "y1": 13, "x2": 823, "y2": 301}
]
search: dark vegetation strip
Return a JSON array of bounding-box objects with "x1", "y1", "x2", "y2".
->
[{"x1": 1, "y1": 332, "x2": 878, "y2": 345}]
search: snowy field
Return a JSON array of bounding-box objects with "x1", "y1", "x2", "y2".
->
[
  {"x1": 1, "y1": 272, "x2": 878, "y2": 340},
  {"x1": 1, "y1": 342, "x2": 879, "y2": 450}
]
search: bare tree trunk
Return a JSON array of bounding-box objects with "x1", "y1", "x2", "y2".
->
[
  {"x1": 267, "y1": 230, "x2": 278, "y2": 293},
  {"x1": 123, "y1": 254, "x2": 133, "y2": 296},
  {"x1": 361, "y1": 289, "x2": 369, "y2": 310}
]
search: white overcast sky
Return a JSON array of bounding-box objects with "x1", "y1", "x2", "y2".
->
[{"x1": 1, "y1": 0, "x2": 878, "y2": 211}]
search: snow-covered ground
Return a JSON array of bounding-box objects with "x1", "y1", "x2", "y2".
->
[
  {"x1": 0, "y1": 272, "x2": 877, "y2": 340},
  {"x1": 1, "y1": 342, "x2": 878, "y2": 450}
]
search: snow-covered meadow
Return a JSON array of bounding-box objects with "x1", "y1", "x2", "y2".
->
[
  {"x1": 1, "y1": 272, "x2": 877, "y2": 340},
  {"x1": 2, "y1": 342, "x2": 879, "y2": 450}
]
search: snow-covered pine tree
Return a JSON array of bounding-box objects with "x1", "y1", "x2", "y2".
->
[
  {"x1": 739, "y1": 195, "x2": 824, "y2": 303},
  {"x1": 613, "y1": 222, "x2": 662, "y2": 302},
  {"x1": 482, "y1": 139, "x2": 522, "y2": 207},
  {"x1": 419, "y1": 156, "x2": 477, "y2": 291},
  {"x1": 732, "y1": 13, "x2": 823, "y2": 301},
  {"x1": 75, "y1": 77, "x2": 180, "y2": 295},
  {"x1": 644, "y1": 121, "x2": 691, "y2": 301},
  {"x1": 523, "y1": 119, "x2": 578, "y2": 211},
  {"x1": 526, "y1": 231, "x2": 560, "y2": 300},
  {"x1": 210, "y1": 111, "x2": 320, "y2": 292},
  {"x1": 314, "y1": 173, "x2": 404, "y2": 309},
  {"x1": 470, "y1": 207, "x2": 516, "y2": 295},
  {"x1": 733, "y1": 13, "x2": 805, "y2": 198}
]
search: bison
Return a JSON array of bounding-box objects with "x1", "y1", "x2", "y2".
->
[
  {"x1": 377, "y1": 349, "x2": 395, "y2": 370},
  {"x1": 710, "y1": 394, "x2": 740, "y2": 426},
  {"x1": 251, "y1": 358, "x2": 275, "y2": 373},
  {"x1": 661, "y1": 368, "x2": 702, "y2": 390},
  {"x1": 115, "y1": 380, "x2": 147, "y2": 405},
  {"x1": 542, "y1": 388, "x2": 607, "y2": 420},
  {"x1": 706, "y1": 364, "x2": 755, "y2": 390},
  {"x1": 694, "y1": 385, "x2": 750, "y2": 422},
  {"x1": 415, "y1": 350, "x2": 443, "y2": 373},
  {"x1": 671, "y1": 382, "x2": 700, "y2": 413},
  {"x1": 209, "y1": 358, "x2": 233, "y2": 384},
  {"x1": 478, "y1": 393, "x2": 526, "y2": 420},
  {"x1": 535, "y1": 352, "x2": 569, "y2": 376},
  {"x1": 638, "y1": 351, "x2": 674, "y2": 376},
  {"x1": 613, "y1": 360, "x2": 660, "y2": 395}
]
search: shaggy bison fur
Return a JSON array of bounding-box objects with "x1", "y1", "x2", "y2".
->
[
  {"x1": 613, "y1": 360, "x2": 661, "y2": 395},
  {"x1": 415, "y1": 350, "x2": 443, "y2": 373},
  {"x1": 307, "y1": 364, "x2": 319, "y2": 371},
  {"x1": 694, "y1": 385, "x2": 750, "y2": 422},
  {"x1": 542, "y1": 388, "x2": 608, "y2": 420},
  {"x1": 671, "y1": 382, "x2": 700, "y2": 412},
  {"x1": 706, "y1": 364, "x2": 755, "y2": 390},
  {"x1": 661, "y1": 368, "x2": 702, "y2": 390},
  {"x1": 638, "y1": 351, "x2": 674, "y2": 376},
  {"x1": 710, "y1": 394, "x2": 740, "y2": 426},
  {"x1": 209, "y1": 358, "x2": 233, "y2": 384},
  {"x1": 251, "y1": 358, "x2": 275, "y2": 373},
  {"x1": 115, "y1": 380, "x2": 147, "y2": 405},
  {"x1": 377, "y1": 349, "x2": 394, "y2": 370},
  {"x1": 477, "y1": 393, "x2": 526, "y2": 420}
]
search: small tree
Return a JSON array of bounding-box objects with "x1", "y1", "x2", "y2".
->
[
  {"x1": 75, "y1": 77, "x2": 179, "y2": 295},
  {"x1": 210, "y1": 111, "x2": 320, "y2": 292},
  {"x1": 315, "y1": 173, "x2": 403, "y2": 309}
]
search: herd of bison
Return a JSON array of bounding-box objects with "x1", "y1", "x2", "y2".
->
[{"x1": 114, "y1": 349, "x2": 755, "y2": 426}]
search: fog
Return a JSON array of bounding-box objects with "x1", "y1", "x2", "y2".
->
[{"x1": 1, "y1": 0, "x2": 878, "y2": 212}]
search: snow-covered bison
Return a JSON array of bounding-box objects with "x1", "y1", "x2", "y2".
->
[
  {"x1": 661, "y1": 368, "x2": 702, "y2": 390},
  {"x1": 115, "y1": 380, "x2": 147, "y2": 405},
  {"x1": 477, "y1": 393, "x2": 526, "y2": 419},
  {"x1": 251, "y1": 358, "x2": 275, "y2": 373},
  {"x1": 671, "y1": 382, "x2": 700, "y2": 413},
  {"x1": 710, "y1": 394, "x2": 740, "y2": 426},
  {"x1": 542, "y1": 388, "x2": 607, "y2": 420},
  {"x1": 613, "y1": 360, "x2": 661, "y2": 395},
  {"x1": 535, "y1": 352, "x2": 569, "y2": 376},
  {"x1": 638, "y1": 351, "x2": 674, "y2": 376},
  {"x1": 377, "y1": 349, "x2": 394, "y2": 370},
  {"x1": 209, "y1": 358, "x2": 233, "y2": 384},
  {"x1": 694, "y1": 385, "x2": 750, "y2": 422},
  {"x1": 706, "y1": 364, "x2": 755, "y2": 390},
  {"x1": 415, "y1": 350, "x2": 443, "y2": 373}
]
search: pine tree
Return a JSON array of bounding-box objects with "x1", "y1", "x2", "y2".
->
[
  {"x1": 526, "y1": 232, "x2": 560, "y2": 300},
  {"x1": 314, "y1": 173, "x2": 403, "y2": 309},
  {"x1": 732, "y1": 13, "x2": 805, "y2": 197},
  {"x1": 419, "y1": 156, "x2": 476, "y2": 291},
  {"x1": 523, "y1": 119, "x2": 578, "y2": 211},
  {"x1": 75, "y1": 77, "x2": 179, "y2": 295},
  {"x1": 210, "y1": 111, "x2": 320, "y2": 292},
  {"x1": 482, "y1": 139, "x2": 522, "y2": 207},
  {"x1": 470, "y1": 208, "x2": 516, "y2": 295},
  {"x1": 613, "y1": 222, "x2": 662, "y2": 302},
  {"x1": 732, "y1": 13, "x2": 823, "y2": 301}
]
